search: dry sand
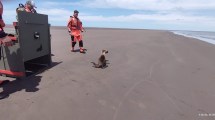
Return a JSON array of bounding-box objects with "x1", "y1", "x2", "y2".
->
[{"x1": 0, "y1": 27, "x2": 215, "y2": 120}]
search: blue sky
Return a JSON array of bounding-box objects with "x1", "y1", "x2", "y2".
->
[{"x1": 2, "y1": 0, "x2": 215, "y2": 31}]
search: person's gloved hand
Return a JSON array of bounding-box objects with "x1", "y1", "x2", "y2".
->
[
  {"x1": 1, "y1": 36, "x2": 13, "y2": 46},
  {"x1": 31, "y1": 9, "x2": 37, "y2": 13},
  {"x1": 68, "y1": 30, "x2": 71, "y2": 35}
]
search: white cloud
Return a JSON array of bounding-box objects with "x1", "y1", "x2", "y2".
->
[
  {"x1": 4, "y1": 8, "x2": 214, "y2": 26},
  {"x1": 81, "y1": 13, "x2": 215, "y2": 26},
  {"x1": 38, "y1": 8, "x2": 71, "y2": 16},
  {"x1": 34, "y1": 1, "x2": 215, "y2": 25},
  {"x1": 43, "y1": 1, "x2": 81, "y2": 6},
  {"x1": 3, "y1": 9, "x2": 17, "y2": 23},
  {"x1": 36, "y1": 8, "x2": 215, "y2": 24},
  {"x1": 47, "y1": 0, "x2": 215, "y2": 11},
  {"x1": 3, "y1": 1, "x2": 215, "y2": 30},
  {"x1": 40, "y1": 9, "x2": 215, "y2": 29}
]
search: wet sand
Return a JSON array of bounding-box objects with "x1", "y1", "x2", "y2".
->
[{"x1": 0, "y1": 27, "x2": 215, "y2": 120}]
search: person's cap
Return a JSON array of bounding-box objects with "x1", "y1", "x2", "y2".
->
[
  {"x1": 26, "y1": 0, "x2": 37, "y2": 8},
  {"x1": 74, "y1": 10, "x2": 79, "y2": 13}
]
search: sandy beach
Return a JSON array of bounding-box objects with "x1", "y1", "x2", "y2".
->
[{"x1": 0, "y1": 27, "x2": 215, "y2": 120}]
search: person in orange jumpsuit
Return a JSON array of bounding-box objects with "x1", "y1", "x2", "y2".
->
[
  {"x1": 0, "y1": 1, "x2": 14, "y2": 100},
  {"x1": 25, "y1": 0, "x2": 37, "y2": 13},
  {"x1": 67, "y1": 10, "x2": 85, "y2": 53}
]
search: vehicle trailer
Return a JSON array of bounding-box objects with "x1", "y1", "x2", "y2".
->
[{"x1": 0, "y1": 12, "x2": 51, "y2": 78}]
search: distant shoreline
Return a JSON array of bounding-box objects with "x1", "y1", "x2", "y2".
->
[
  {"x1": 5, "y1": 24, "x2": 215, "y2": 45},
  {"x1": 5, "y1": 24, "x2": 156, "y2": 31}
]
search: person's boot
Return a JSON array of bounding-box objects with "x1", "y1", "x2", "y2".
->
[
  {"x1": 0, "y1": 80, "x2": 10, "y2": 86},
  {"x1": 79, "y1": 47, "x2": 85, "y2": 53},
  {"x1": 71, "y1": 47, "x2": 75, "y2": 52},
  {"x1": 0, "y1": 93, "x2": 9, "y2": 100}
]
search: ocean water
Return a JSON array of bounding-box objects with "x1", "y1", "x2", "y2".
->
[{"x1": 172, "y1": 30, "x2": 215, "y2": 45}]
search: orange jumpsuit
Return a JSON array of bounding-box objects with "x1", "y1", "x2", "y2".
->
[
  {"x1": 0, "y1": 2, "x2": 6, "y2": 38},
  {"x1": 25, "y1": 7, "x2": 31, "y2": 12},
  {"x1": 0, "y1": 2, "x2": 14, "y2": 46},
  {"x1": 67, "y1": 16, "x2": 83, "y2": 42},
  {"x1": 25, "y1": 7, "x2": 36, "y2": 13}
]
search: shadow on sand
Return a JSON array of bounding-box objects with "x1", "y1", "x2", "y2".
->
[{"x1": 0, "y1": 61, "x2": 62, "y2": 99}]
